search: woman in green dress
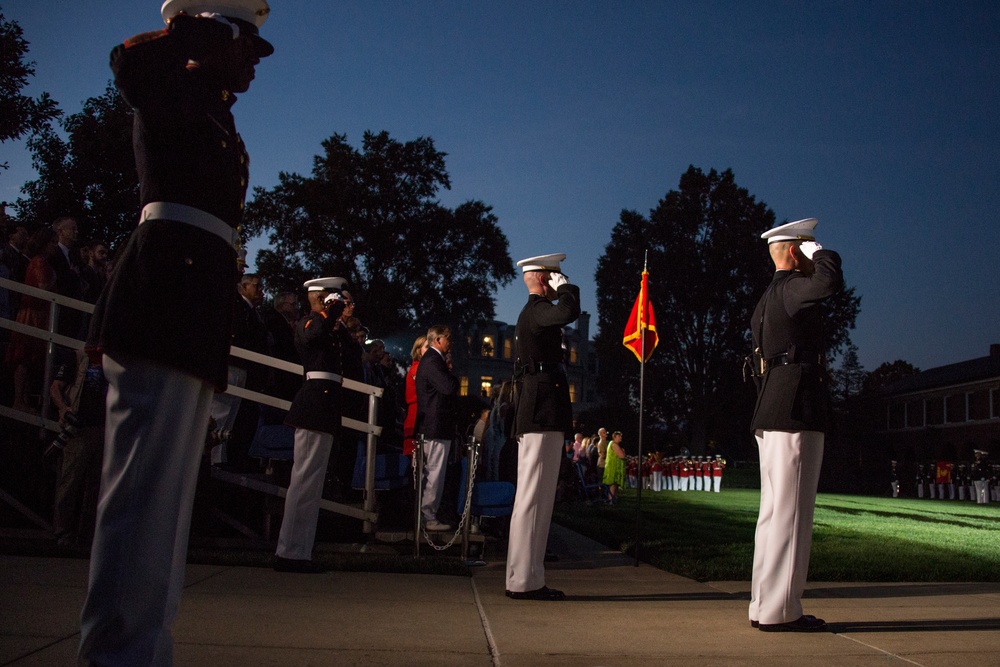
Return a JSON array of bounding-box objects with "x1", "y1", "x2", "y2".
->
[{"x1": 603, "y1": 431, "x2": 627, "y2": 501}]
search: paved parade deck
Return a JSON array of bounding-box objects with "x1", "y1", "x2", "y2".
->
[{"x1": 2, "y1": 524, "x2": 998, "y2": 666}]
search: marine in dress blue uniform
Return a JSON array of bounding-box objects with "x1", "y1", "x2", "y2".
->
[
  {"x1": 79, "y1": 2, "x2": 273, "y2": 665},
  {"x1": 275, "y1": 277, "x2": 348, "y2": 572},
  {"x1": 748, "y1": 218, "x2": 843, "y2": 633},
  {"x1": 505, "y1": 253, "x2": 580, "y2": 600}
]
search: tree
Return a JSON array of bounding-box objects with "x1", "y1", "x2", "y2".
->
[
  {"x1": 15, "y1": 83, "x2": 138, "y2": 247},
  {"x1": 0, "y1": 10, "x2": 61, "y2": 170},
  {"x1": 831, "y1": 342, "x2": 866, "y2": 404},
  {"x1": 594, "y1": 166, "x2": 861, "y2": 456},
  {"x1": 244, "y1": 130, "x2": 515, "y2": 336},
  {"x1": 863, "y1": 359, "x2": 920, "y2": 394}
]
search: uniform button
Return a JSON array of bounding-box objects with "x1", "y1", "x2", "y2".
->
[
  {"x1": 221, "y1": 140, "x2": 227, "y2": 148},
  {"x1": 184, "y1": 257, "x2": 194, "y2": 265}
]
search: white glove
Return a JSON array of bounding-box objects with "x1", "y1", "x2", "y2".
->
[
  {"x1": 198, "y1": 12, "x2": 239, "y2": 39},
  {"x1": 547, "y1": 272, "x2": 568, "y2": 291},
  {"x1": 323, "y1": 292, "x2": 344, "y2": 306},
  {"x1": 799, "y1": 241, "x2": 822, "y2": 259}
]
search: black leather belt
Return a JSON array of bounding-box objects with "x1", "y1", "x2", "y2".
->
[{"x1": 765, "y1": 352, "x2": 822, "y2": 369}]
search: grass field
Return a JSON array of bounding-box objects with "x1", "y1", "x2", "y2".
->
[{"x1": 553, "y1": 488, "x2": 1000, "y2": 582}]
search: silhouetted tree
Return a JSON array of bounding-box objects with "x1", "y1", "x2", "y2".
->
[
  {"x1": 0, "y1": 10, "x2": 61, "y2": 171},
  {"x1": 863, "y1": 359, "x2": 920, "y2": 394},
  {"x1": 15, "y1": 83, "x2": 137, "y2": 247},
  {"x1": 244, "y1": 131, "x2": 515, "y2": 335}
]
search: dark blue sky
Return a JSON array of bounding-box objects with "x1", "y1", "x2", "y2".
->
[{"x1": 3, "y1": 1, "x2": 998, "y2": 372}]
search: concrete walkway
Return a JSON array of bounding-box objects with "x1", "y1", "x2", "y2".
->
[{"x1": 2, "y1": 525, "x2": 998, "y2": 666}]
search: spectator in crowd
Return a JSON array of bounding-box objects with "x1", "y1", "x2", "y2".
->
[
  {"x1": 1, "y1": 221, "x2": 30, "y2": 320},
  {"x1": 275, "y1": 277, "x2": 347, "y2": 572},
  {"x1": 210, "y1": 272, "x2": 268, "y2": 465},
  {"x1": 415, "y1": 324, "x2": 460, "y2": 532},
  {"x1": 402, "y1": 335, "x2": 428, "y2": 458},
  {"x1": 603, "y1": 430, "x2": 626, "y2": 502},
  {"x1": 260, "y1": 290, "x2": 301, "y2": 401},
  {"x1": 571, "y1": 432, "x2": 586, "y2": 462},
  {"x1": 49, "y1": 216, "x2": 85, "y2": 338},
  {"x1": 79, "y1": 4, "x2": 275, "y2": 663},
  {"x1": 79, "y1": 239, "x2": 109, "y2": 304},
  {"x1": 48, "y1": 350, "x2": 107, "y2": 546},
  {"x1": 5, "y1": 227, "x2": 58, "y2": 412},
  {"x1": 595, "y1": 427, "x2": 609, "y2": 478}
]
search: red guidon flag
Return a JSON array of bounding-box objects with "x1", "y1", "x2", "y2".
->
[{"x1": 623, "y1": 269, "x2": 659, "y2": 362}]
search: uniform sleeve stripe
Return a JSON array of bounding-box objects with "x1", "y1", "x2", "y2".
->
[{"x1": 123, "y1": 29, "x2": 170, "y2": 49}]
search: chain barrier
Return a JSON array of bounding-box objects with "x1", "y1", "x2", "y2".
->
[{"x1": 413, "y1": 437, "x2": 479, "y2": 552}]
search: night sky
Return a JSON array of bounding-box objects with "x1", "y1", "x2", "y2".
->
[{"x1": 3, "y1": 0, "x2": 998, "y2": 372}]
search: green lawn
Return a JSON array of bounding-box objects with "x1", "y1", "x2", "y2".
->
[{"x1": 553, "y1": 488, "x2": 1000, "y2": 582}]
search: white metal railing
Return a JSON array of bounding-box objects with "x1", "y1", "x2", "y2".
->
[{"x1": 0, "y1": 275, "x2": 385, "y2": 532}]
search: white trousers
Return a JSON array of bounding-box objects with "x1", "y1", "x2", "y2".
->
[
  {"x1": 974, "y1": 480, "x2": 990, "y2": 504},
  {"x1": 749, "y1": 429, "x2": 824, "y2": 625},
  {"x1": 713, "y1": 475, "x2": 722, "y2": 492},
  {"x1": 79, "y1": 354, "x2": 214, "y2": 667},
  {"x1": 420, "y1": 438, "x2": 452, "y2": 521},
  {"x1": 506, "y1": 431, "x2": 563, "y2": 592},
  {"x1": 276, "y1": 428, "x2": 334, "y2": 560}
]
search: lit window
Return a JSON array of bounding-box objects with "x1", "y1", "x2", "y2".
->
[
  {"x1": 481, "y1": 377, "x2": 493, "y2": 398},
  {"x1": 460, "y1": 377, "x2": 469, "y2": 397},
  {"x1": 569, "y1": 383, "x2": 578, "y2": 403},
  {"x1": 482, "y1": 336, "x2": 495, "y2": 357},
  {"x1": 569, "y1": 344, "x2": 578, "y2": 364},
  {"x1": 503, "y1": 339, "x2": 512, "y2": 359}
]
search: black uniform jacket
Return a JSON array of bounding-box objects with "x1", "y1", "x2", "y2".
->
[
  {"x1": 414, "y1": 347, "x2": 460, "y2": 441},
  {"x1": 87, "y1": 18, "x2": 248, "y2": 391},
  {"x1": 285, "y1": 309, "x2": 343, "y2": 436},
  {"x1": 513, "y1": 283, "x2": 581, "y2": 436},
  {"x1": 750, "y1": 249, "x2": 843, "y2": 433}
]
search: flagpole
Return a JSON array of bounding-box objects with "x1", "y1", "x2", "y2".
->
[{"x1": 634, "y1": 251, "x2": 647, "y2": 567}]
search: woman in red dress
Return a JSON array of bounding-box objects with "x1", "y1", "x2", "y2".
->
[
  {"x1": 5, "y1": 227, "x2": 58, "y2": 412},
  {"x1": 402, "y1": 335, "x2": 429, "y2": 457}
]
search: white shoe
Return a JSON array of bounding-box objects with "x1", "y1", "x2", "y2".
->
[{"x1": 425, "y1": 519, "x2": 453, "y2": 531}]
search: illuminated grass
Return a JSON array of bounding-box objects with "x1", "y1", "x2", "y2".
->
[{"x1": 553, "y1": 489, "x2": 1000, "y2": 582}]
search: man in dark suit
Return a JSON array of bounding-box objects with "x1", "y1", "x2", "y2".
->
[
  {"x1": 748, "y1": 218, "x2": 843, "y2": 633},
  {"x1": 505, "y1": 253, "x2": 580, "y2": 601},
  {"x1": 276, "y1": 276, "x2": 347, "y2": 573},
  {"x1": 80, "y1": 2, "x2": 274, "y2": 663},
  {"x1": 415, "y1": 324, "x2": 460, "y2": 531},
  {"x1": 49, "y1": 216, "x2": 85, "y2": 338}
]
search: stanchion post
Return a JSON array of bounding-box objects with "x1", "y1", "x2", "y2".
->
[
  {"x1": 461, "y1": 436, "x2": 476, "y2": 561},
  {"x1": 413, "y1": 434, "x2": 425, "y2": 558}
]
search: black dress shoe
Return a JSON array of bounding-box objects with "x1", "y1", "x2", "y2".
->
[
  {"x1": 750, "y1": 620, "x2": 759, "y2": 628},
  {"x1": 758, "y1": 615, "x2": 827, "y2": 632},
  {"x1": 273, "y1": 557, "x2": 329, "y2": 573},
  {"x1": 505, "y1": 586, "x2": 566, "y2": 601}
]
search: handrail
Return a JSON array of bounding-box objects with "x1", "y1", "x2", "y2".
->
[{"x1": 1, "y1": 276, "x2": 386, "y2": 531}]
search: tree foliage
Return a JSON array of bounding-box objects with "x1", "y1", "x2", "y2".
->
[
  {"x1": 831, "y1": 342, "x2": 866, "y2": 404},
  {"x1": 0, "y1": 10, "x2": 61, "y2": 169},
  {"x1": 244, "y1": 130, "x2": 515, "y2": 336},
  {"x1": 594, "y1": 166, "x2": 861, "y2": 456},
  {"x1": 863, "y1": 359, "x2": 920, "y2": 394},
  {"x1": 14, "y1": 82, "x2": 138, "y2": 247}
]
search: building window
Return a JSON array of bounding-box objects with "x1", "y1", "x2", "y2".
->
[
  {"x1": 480, "y1": 377, "x2": 492, "y2": 398},
  {"x1": 481, "y1": 336, "x2": 495, "y2": 357},
  {"x1": 945, "y1": 394, "x2": 965, "y2": 423},
  {"x1": 460, "y1": 377, "x2": 468, "y2": 397},
  {"x1": 992, "y1": 388, "x2": 1000, "y2": 419},
  {"x1": 569, "y1": 383, "x2": 578, "y2": 403},
  {"x1": 503, "y1": 339, "x2": 512, "y2": 359},
  {"x1": 906, "y1": 400, "x2": 923, "y2": 428},
  {"x1": 926, "y1": 397, "x2": 944, "y2": 426},
  {"x1": 888, "y1": 402, "x2": 905, "y2": 430},
  {"x1": 569, "y1": 343, "x2": 578, "y2": 364},
  {"x1": 969, "y1": 390, "x2": 990, "y2": 421}
]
